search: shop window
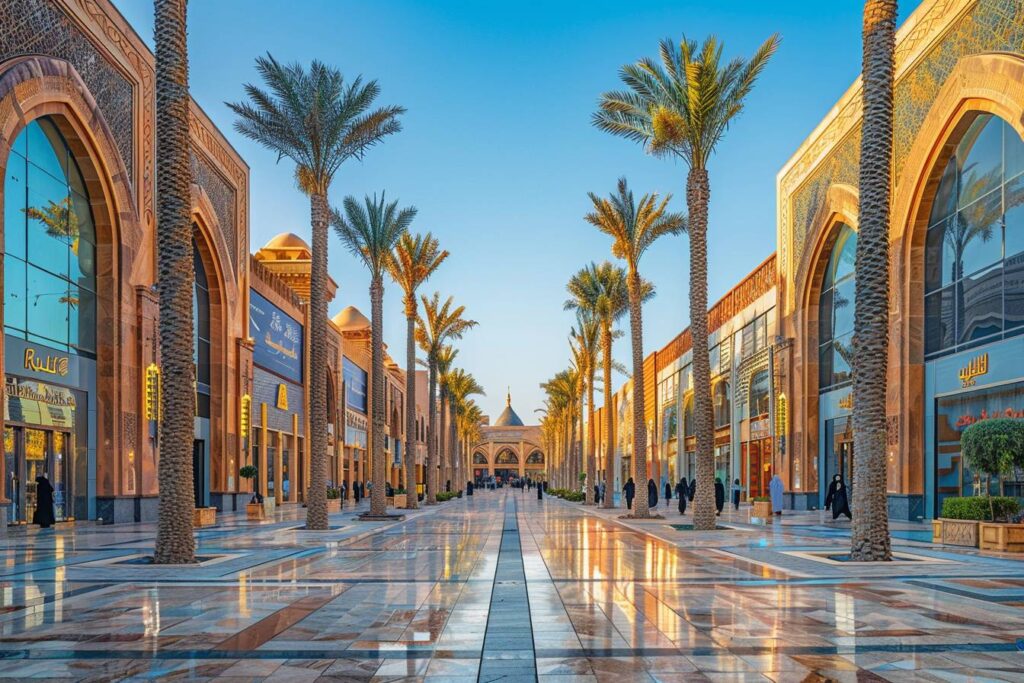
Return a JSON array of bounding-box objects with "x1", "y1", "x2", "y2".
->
[
  {"x1": 713, "y1": 381, "x2": 731, "y2": 428},
  {"x1": 925, "y1": 113, "x2": 1024, "y2": 357},
  {"x1": 749, "y1": 370, "x2": 770, "y2": 417},
  {"x1": 193, "y1": 237, "x2": 212, "y2": 411},
  {"x1": 3, "y1": 118, "x2": 97, "y2": 356},
  {"x1": 818, "y1": 224, "x2": 857, "y2": 391},
  {"x1": 682, "y1": 394, "x2": 693, "y2": 438}
]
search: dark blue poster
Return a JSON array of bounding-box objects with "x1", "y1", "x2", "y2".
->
[{"x1": 250, "y1": 290, "x2": 303, "y2": 383}]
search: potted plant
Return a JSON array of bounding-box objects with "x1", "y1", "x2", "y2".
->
[
  {"x1": 751, "y1": 495, "x2": 772, "y2": 519},
  {"x1": 239, "y1": 465, "x2": 263, "y2": 520},
  {"x1": 326, "y1": 487, "x2": 342, "y2": 512},
  {"x1": 394, "y1": 488, "x2": 408, "y2": 509},
  {"x1": 935, "y1": 496, "x2": 1020, "y2": 548},
  {"x1": 951, "y1": 419, "x2": 1024, "y2": 551}
]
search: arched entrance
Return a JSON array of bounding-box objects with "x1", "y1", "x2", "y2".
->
[{"x1": 494, "y1": 448, "x2": 519, "y2": 484}]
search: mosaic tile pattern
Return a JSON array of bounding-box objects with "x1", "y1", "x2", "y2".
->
[
  {"x1": 0, "y1": 0, "x2": 134, "y2": 181},
  {"x1": 0, "y1": 491, "x2": 1021, "y2": 681}
]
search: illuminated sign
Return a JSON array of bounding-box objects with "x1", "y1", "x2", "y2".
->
[
  {"x1": 959, "y1": 352, "x2": 989, "y2": 388},
  {"x1": 240, "y1": 394, "x2": 252, "y2": 436},
  {"x1": 276, "y1": 384, "x2": 289, "y2": 411},
  {"x1": 24, "y1": 348, "x2": 69, "y2": 377},
  {"x1": 838, "y1": 393, "x2": 853, "y2": 410},
  {"x1": 249, "y1": 290, "x2": 303, "y2": 383},
  {"x1": 955, "y1": 406, "x2": 1024, "y2": 429},
  {"x1": 145, "y1": 363, "x2": 161, "y2": 421}
]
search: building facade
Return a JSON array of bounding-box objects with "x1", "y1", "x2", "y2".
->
[
  {"x1": 471, "y1": 394, "x2": 546, "y2": 484},
  {"x1": 0, "y1": 0, "x2": 415, "y2": 526}
]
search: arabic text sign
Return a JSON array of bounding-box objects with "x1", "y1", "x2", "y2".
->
[{"x1": 250, "y1": 290, "x2": 303, "y2": 383}]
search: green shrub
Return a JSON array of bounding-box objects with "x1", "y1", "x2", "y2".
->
[
  {"x1": 239, "y1": 465, "x2": 258, "y2": 480},
  {"x1": 961, "y1": 419, "x2": 1024, "y2": 479},
  {"x1": 752, "y1": 495, "x2": 771, "y2": 503},
  {"x1": 941, "y1": 496, "x2": 1020, "y2": 521},
  {"x1": 326, "y1": 487, "x2": 341, "y2": 500},
  {"x1": 435, "y1": 491, "x2": 456, "y2": 502}
]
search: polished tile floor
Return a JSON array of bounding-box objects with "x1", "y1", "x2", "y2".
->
[{"x1": 0, "y1": 490, "x2": 1023, "y2": 681}]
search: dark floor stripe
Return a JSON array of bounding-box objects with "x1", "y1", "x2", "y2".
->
[{"x1": 478, "y1": 495, "x2": 536, "y2": 683}]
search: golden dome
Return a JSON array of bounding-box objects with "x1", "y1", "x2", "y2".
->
[
  {"x1": 263, "y1": 232, "x2": 311, "y2": 252},
  {"x1": 332, "y1": 306, "x2": 370, "y2": 331}
]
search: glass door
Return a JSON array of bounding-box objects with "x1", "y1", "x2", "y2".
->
[
  {"x1": 24, "y1": 428, "x2": 47, "y2": 524},
  {"x1": 5, "y1": 428, "x2": 19, "y2": 523}
]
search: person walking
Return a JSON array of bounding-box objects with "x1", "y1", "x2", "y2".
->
[
  {"x1": 688, "y1": 478, "x2": 696, "y2": 503},
  {"x1": 714, "y1": 477, "x2": 725, "y2": 516},
  {"x1": 624, "y1": 477, "x2": 635, "y2": 510},
  {"x1": 675, "y1": 478, "x2": 687, "y2": 515},
  {"x1": 664, "y1": 480, "x2": 672, "y2": 508},
  {"x1": 825, "y1": 474, "x2": 852, "y2": 520},
  {"x1": 647, "y1": 478, "x2": 658, "y2": 509},
  {"x1": 33, "y1": 475, "x2": 55, "y2": 529},
  {"x1": 731, "y1": 478, "x2": 742, "y2": 511},
  {"x1": 537, "y1": 481, "x2": 543, "y2": 500},
  {"x1": 769, "y1": 474, "x2": 784, "y2": 516},
  {"x1": 353, "y1": 480, "x2": 361, "y2": 504},
  {"x1": 598, "y1": 481, "x2": 606, "y2": 505}
]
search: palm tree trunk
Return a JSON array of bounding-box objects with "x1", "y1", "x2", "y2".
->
[
  {"x1": 452, "y1": 395, "x2": 460, "y2": 491},
  {"x1": 851, "y1": 0, "x2": 895, "y2": 562},
  {"x1": 369, "y1": 275, "x2": 387, "y2": 517},
  {"x1": 439, "y1": 386, "x2": 448, "y2": 493},
  {"x1": 153, "y1": 0, "x2": 196, "y2": 564},
  {"x1": 628, "y1": 270, "x2": 651, "y2": 518},
  {"x1": 426, "y1": 363, "x2": 438, "y2": 504},
  {"x1": 602, "y1": 323, "x2": 616, "y2": 509},
  {"x1": 403, "y1": 304, "x2": 418, "y2": 509},
  {"x1": 585, "y1": 370, "x2": 596, "y2": 505},
  {"x1": 688, "y1": 167, "x2": 716, "y2": 531},
  {"x1": 304, "y1": 189, "x2": 330, "y2": 529}
]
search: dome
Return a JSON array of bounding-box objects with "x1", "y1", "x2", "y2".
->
[
  {"x1": 493, "y1": 390, "x2": 525, "y2": 427},
  {"x1": 332, "y1": 306, "x2": 370, "y2": 331},
  {"x1": 264, "y1": 232, "x2": 310, "y2": 252}
]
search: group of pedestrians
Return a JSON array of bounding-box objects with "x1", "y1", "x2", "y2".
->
[{"x1": 618, "y1": 473, "x2": 804, "y2": 518}]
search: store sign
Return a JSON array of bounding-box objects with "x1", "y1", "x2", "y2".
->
[
  {"x1": 4, "y1": 377, "x2": 76, "y2": 428},
  {"x1": 955, "y1": 406, "x2": 1024, "y2": 429},
  {"x1": 838, "y1": 393, "x2": 853, "y2": 410},
  {"x1": 959, "y1": 352, "x2": 989, "y2": 388},
  {"x1": 750, "y1": 418, "x2": 771, "y2": 440},
  {"x1": 276, "y1": 384, "x2": 289, "y2": 411},
  {"x1": 23, "y1": 347, "x2": 69, "y2": 377},
  {"x1": 249, "y1": 290, "x2": 303, "y2": 383}
]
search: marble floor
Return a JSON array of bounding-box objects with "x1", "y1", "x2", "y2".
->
[{"x1": 0, "y1": 490, "x2": 1022, "y2": 681}]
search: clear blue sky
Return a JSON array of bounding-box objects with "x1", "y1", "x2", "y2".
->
[{"x1": 114, "y1": 0, "x2": 921, "y2": 421}]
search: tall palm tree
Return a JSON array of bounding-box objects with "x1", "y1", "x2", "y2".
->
[
  {"x1": 332, "y1": 193, "x2": 417, "y2": 517},
  {"x1": 448, "y1": 369, "x2": 485, "y2": 487},
  {"x1": 458, "y1": 400, "x2": 484, "y2": 477},
  {"x1": 541, "y1": 369, "x2": 580, "y2": 489},
  {"x1": 386, "y1": 233, "x2": 448, "y2": 509},
  {"x1": 570, "y1": 312, "x2": 600, "y2": 504},
  {"x1": 851, "y1": 0, "x2": 897, "y2": 562},
  {"x1": 566, "y1": 262, "x2": 647, "y2": 509},
  {"x1": 584, "y1": 179, "x2": 685, "y2": 518},
  {"x1": 435, "y1": 345, "x2": 458, "y2": 493},
  {"x1": 595, "y1": 34, "x2": 778, "y2": 530},
  {"x1": 154, "y1": 0, "x2": 195, "y2": 564},
  {"x1": 228, "y1": 55, "x2": 403, "y2": 529},
  {"x1": 416, "y1": 293, "x2": 477, "y2": 504}
]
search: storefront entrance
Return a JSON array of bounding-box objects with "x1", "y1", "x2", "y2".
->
[
  {"x1": 5, "y1": 427, "x2": 73, "y2": 524},
  {"x1": 824, "y1": 417, "x2": 854, "y2": 489},
  {"x1": 742, "y1": 438, "x2": 772, "y2": 499}
]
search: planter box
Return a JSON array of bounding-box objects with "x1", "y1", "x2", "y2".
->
[
  {"x1": 979, "y1": 522, "x2": 1024, "y2": 552},
  {"x1": 935, "y1": 518, "x2": 979, "y2": 547},
  {"x1": 394, "y1": 494, "x2": 408, "y2": 509},
  {"x1": 246, "y1": 503, "x2": 265, "y2": 520},
  {"x1": 327, "y1": 499, "x2": 341, "y2": 513},
  {"x1": 752, "y1": 501, "x2": 772, "y2": 519},
  {"x1": 263, "y1": 496, "x2": 276, "y2": 518},
  {"x1": 193, "y1": 507, "x2": 217, "y2": 527}
]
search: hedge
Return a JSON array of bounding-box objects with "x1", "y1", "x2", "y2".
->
[{"x1": 940, "y1": 496, "x2": 1020, "y2": 521}]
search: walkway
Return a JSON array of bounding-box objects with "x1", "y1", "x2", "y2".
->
[{"x1": 0, "y1": 490, "x2": 1021, "y2": 680}]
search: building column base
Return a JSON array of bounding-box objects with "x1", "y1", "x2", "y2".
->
[
  {"x1": 784, "y1": 492, "x2": 818, "y2": 511},
  {"x1": 887, "y1": 494, "x2": 925, "y2": 522},
  {"x1": 96, "y1": 496, "x2": 159, "y2": 524}
]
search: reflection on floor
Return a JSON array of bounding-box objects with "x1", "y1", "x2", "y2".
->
[{"x1": 0, "y1": 490, "x2": 1021, "y2": 681}]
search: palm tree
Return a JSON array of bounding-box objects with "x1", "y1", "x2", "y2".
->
[
  {"x1": 448, "y1": 369, "x2": 485, "y2": 488},
  {"x1": 332, "y1": 193, "x2": 416, "y2": 517},
  {"x1": 584, "y1": 179, "x2": 685, "y2": 518},
  {"x1": 416, "y1": 293, "x2": 477, "y2": 504},
  {"x1": 851, "y1": 0, "x2": 897, "y2": 561},
  {"x1": 435, "y1": 345, "x2": 458, "y2": 494},
  {"x1": 153, "y1": 0, "x2": 196, "y2": 564},
  {"x1": 570, "y1": 312, "x2": 599, "y2": 504},
  {"x1": 228, "y1": 55, "x2": 403, "y2": 530},
  {"x1": 386, "y1": 233, "x2": 448, "y2": 509},
  {"x1": 541, "y1": 369, "x2": 580, "y2": 489},
  {"x1": 458, "y1": 399, "x2": 484, "y2": 478},
  {"x1": 595, "y1": 34, "x2": 778, "y2": 530},
  {"x1": 566, "y1": 262, "x2": 647, "y2": 509}
]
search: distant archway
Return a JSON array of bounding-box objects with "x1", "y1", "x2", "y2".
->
[
  {"x1": 473, "y1": 452, "x2": 487, "y2": 465},
  {"x1": 526, "y1": 451, "x2": 544, "y2": 465},
  {"x1": 496, "y1": 450, "x2": 519, "y2": 465}
]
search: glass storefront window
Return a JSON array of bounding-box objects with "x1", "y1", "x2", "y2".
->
[
  {"x1": 4, "y1": 118, "x2": 97, "y2": 356},
  {"x1": 713, "y1": 381, "x2": 731, "y2": 428},
  {"x1": 934, "y1": 380, "x2": 1024, "y2": 515},
  {"x1": 819, "y1": 224, "x2": 856, "y2": 391},
  {"x1": 749, "y1": 370, "x2": 770, "y2": 418},
  {"x1": 925, "y1": 114, "x2": 1024, "y2": 357}
]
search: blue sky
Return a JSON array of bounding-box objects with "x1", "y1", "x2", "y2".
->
[{"x1": 114, "y1": 0, "x2": 921, "y2": 421}]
